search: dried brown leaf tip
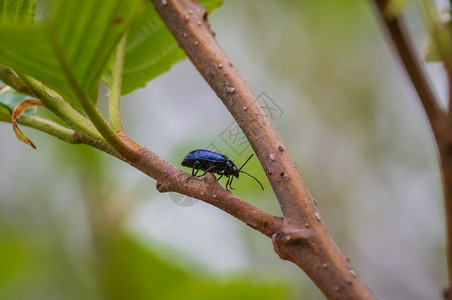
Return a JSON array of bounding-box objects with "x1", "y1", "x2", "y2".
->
[{"x1": 12, "y1": 99, "x2": 42, "y2": 149}]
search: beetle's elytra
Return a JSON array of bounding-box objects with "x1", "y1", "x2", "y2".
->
[{"x1": 181, "y1": 149, "x2": 264, "y2": 191}]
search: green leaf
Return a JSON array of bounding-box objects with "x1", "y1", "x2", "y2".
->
[
  {"x1": 0, "y1": 86, "x2": 36, "y2": 115},
  {"x1": 117, "y1": 0, "x2": 223, "y2": 95},
  {"x1": 0, "y1": 0, "x2": 35, "y2": 25},
  {"x1": 0, "y1": 0, "x2": 145, "y2": 109},
  {"x1": 0, "y1": 104, "x2": 10, "y2": 121}
]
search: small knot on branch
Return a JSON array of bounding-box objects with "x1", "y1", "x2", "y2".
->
[
  {"x1": 272, "y1": 229, "x2": 313, "y2": 261},
  {"x1": 156, "y1": 180, "x2": 167, "y2": 192},
  {"x1": 272, "y1": 230, "x2": 311, "y2": 245}
]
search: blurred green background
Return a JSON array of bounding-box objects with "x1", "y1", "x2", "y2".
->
[{"x1": 0, "y1": 0, "x2": 448, "y2": 299}]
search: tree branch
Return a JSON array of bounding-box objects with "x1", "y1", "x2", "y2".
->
[
  {"x1": 134, "y1": 148, "x2": 283, "y2": 236},
  {"x1": 438, "y1": 126, "x2": 452, "y2": 298},
  {"x1": 370, "y1": 0, "x2": 452, "y2": 294},
  {"x1": 370, "y1": 0, "x2": 444, "y2": 133},
  {"x1": 149, "y1": 0, "x2": 376, "y2": 298}
]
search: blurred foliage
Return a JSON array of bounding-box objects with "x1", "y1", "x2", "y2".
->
[
  {"x1": 0, "y1": 142, "x2": 289, "y2": 299},
  {"x1": 0, "y1": 0, "x2": 35, "y2": 25},
  {"x1": 0, "y1": 0, "x2": 144, "y2": 108},
  {"x1": 424, "y1": 10, "x2": 452, "y2": 63},
  {"x1": 0, "y1": 223, "x2": 288, "y2": 300},
  {"x1": 104, "y1": 235, "x2": 287, "y2": 300},
  {"x1": 0, "y1": 105, "x2": 10, "y2": 121}
]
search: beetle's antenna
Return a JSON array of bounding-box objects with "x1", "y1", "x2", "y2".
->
[
  {"x1": 239, "y1": 170, "x2": 264, "y2": 191},
  {"x1": 238, "y1": 154, "x2": 254, "y2": 171},
  {"x1": 238, "y1": 154, "x2": 264, "y2": 190}
]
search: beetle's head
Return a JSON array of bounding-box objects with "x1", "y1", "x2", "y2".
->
[{"x1": 232, "y1": 166, "x2": 240, "y2": 178}]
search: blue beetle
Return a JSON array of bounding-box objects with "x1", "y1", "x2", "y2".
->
[{"x1": 181, "y1": 149, "x2": 264, "y2": 191}]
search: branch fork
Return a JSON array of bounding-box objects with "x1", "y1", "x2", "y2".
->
[{"x1": 145, "y1": 0, "x2": 376, "y2": 299}]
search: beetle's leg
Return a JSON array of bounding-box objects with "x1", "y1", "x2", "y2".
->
[
  {"x1": 229, "y1": 176, "x2": 235, "y2": 190},
  {"x1": 225, "y1": 176, "x2": 230, "y2": 191},
  {"x1": 192, "y1": 161, "x2": 203, "y2": 176},
  {"x1": 186, "y1": 161, "x2": 201, "y2": 181},
  {"x1": 225, "y1": 176, "x2": 234, "y2": 191},
  {"x1": 215, "y1": 171, "x2": 226, "y2": 184},
  {"x1": 211, "y1": 170, "x2": 226, "y2": 182},
  {"x1": 200, "y1": 165, "x2": 216, "y2": 177}
]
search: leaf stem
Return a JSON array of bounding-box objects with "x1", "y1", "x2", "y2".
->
[
  {"x1": 20, "y1": 75, "x2": 99, "y2": 137},
  {"x1": 19, "y1": 114, "x2": 125, "y2": 159},
  {"x1": 0, "y1": 66, "x2": 31, "y2": 94},
  {"x1": 109, "y1": 32, "x2": 127, "y2": 132},
  {"x1": 16, "y1": 115, "x2": 77, "y2": 144},
  {"x1": 18, "y1": 76, "x2": 124, "y2": 159}
]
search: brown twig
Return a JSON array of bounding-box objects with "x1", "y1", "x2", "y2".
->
[
  {"x1": 439, "y1": 128, "x2": 452, "y2": 298},
  {"x1": 148, "y1": 0, "x2": 376, "y2": 299},
  {"x1": 370, "y1": 0, "x2": 444, "y2": 133},
  {"x1": 370, "y1": 0, "x2": 452, "y2": 294},
  {"x1": 443, "y1": 63, "x2": 452, "y2": 288}
]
